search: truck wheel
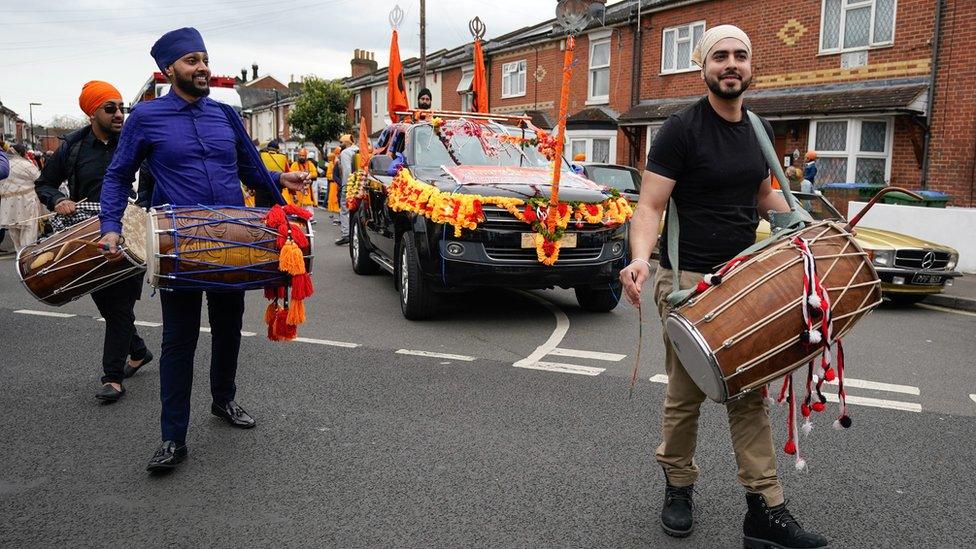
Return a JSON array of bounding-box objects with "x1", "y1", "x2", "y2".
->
[
  {"x1": 398, "y1": 232, "x2": 438, "y2": 320},
  {"x1": 350, "y1": 213, "x2": 380, "y2": 275},
  {"x1": 575, "y1": 281, "x2": 622, "y2": 312}
]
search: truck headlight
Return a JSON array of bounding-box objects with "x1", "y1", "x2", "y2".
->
[
  {"x1": 870, "y1": 250, "x2": 894, "y2": 267},
  {"x1": 947, "y1": 253, "x2": 959, "y2": 271}
]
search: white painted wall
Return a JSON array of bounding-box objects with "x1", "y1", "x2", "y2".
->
[{"x1": 848, "y1": 201, "x2": 976, "y2": 273}]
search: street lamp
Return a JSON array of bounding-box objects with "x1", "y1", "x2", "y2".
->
[{"x1": 28, "y1": 102, "x2": 41, "y2": 148}]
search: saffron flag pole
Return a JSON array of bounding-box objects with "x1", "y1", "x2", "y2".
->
[
  {"x1": 387, "y1": 5, "x2": 409, "y2": 122},
  {"x1": 470, "y1": 17, "x2": 489, "y2": 114}
]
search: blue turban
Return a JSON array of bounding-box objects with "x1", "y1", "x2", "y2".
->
[{"x1": 150, "y1": 27, "x2": 207, "y2": 72}]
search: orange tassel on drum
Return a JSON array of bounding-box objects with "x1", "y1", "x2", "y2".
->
[
  {"x1": 279, "y1": 240, "x2": 306, "y2": 275},
  {"x1": 286, "y1": 299, "x2": 305, "y2": 325}
]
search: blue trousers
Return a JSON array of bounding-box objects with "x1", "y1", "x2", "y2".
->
[{"x1": 159, "y1": 290, "x2": 245, "y2": 444}]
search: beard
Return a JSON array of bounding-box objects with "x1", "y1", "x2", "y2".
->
[
  {"x1": 94, "y1": 116, "x2": 121, "y2": 136},
  {"x1": 174, "y1": 70, "x2": 210, "y2": 98},
  {"x1": 705, "y1": 72, "x2": 752, "y2": 99}
]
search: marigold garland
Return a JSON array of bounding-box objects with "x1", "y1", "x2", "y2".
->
[
  {"x1": 386, "y1": 168, "x2": 632, "y2": 264},
  {"x1": 346, "y1": 169, "x2": 368, "y2": 212}
]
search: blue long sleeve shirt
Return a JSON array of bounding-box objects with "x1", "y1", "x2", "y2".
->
[
  {"x1": 0, "y1": 151, "x2": 9, "y2": 180},
  {"x1": 99, "y1": 90, "x2": 281, "y2": 234}
]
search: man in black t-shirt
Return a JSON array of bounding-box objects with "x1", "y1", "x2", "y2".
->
[{"x1": 619, "y1": 26, "x2": 828, "y2": 548}]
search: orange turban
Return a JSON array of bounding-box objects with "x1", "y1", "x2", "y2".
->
[{"x1": 79, "y1": 81, "x2": 122, "y2": 117}]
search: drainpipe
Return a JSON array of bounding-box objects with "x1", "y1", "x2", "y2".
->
[
  {"x1": 920, "y1": 0, "x2": 944, "y2": 189},
  {"x1": 629, "y1": 0, "x2": 644, "y2": 166}
]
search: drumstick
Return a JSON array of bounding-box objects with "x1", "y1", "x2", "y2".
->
[
  {"x1": 628, "y1": 301, "x2": 643, "y2": 399},
  {"x1": 21, "y1": 198, "x2": 90, "y2": 224}
]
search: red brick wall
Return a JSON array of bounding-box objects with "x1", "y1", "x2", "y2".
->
[
  {"x1": 890, "y1": 116, "x2": 924, "y2": 188},
  {"x1": 441, "y1": 68, "x2": 462, "y2": 112},
  {"x1": 926, "y1": 0, "x2": 976, "y2": 206}
]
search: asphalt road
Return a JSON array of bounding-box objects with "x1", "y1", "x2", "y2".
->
[{"x1": 1, "y1": 212, "x2": 975, "y2": 548}]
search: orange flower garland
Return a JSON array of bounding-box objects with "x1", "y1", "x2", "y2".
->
[
  {"x1": 345, "y1": 170, "x2": 367, "y2": 212},
  {"x1": 386, "y1": 169, "x2": 633, "y2": 265}
]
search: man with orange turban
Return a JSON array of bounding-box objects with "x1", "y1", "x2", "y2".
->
[
  {"x1": 33, "y1": 80, "x2": 153, "y2": 404},
  {"x1": 287, "y1": 147, "x2": 319, "y2": 218}
]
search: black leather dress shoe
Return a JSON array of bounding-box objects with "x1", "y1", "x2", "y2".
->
[
  {"x1": 146, "y1": 440, "x2": 187, "y2": 472},
  {"x1": 334, "y1": 236, "x2": 350, "y2": 246},
  {"x1": 211, "y1": 400, "x2": 256, "y2": 429},
  {"x1": 95, "y1": 383, "x2": 126, "y2": 402},
  {"x1": 123, "y1": 350, "x2": 154, "y2": 379}
]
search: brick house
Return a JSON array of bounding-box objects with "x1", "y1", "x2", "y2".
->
[{"x1": 345, "y1": 0, "x2": 974, "y2": 206}]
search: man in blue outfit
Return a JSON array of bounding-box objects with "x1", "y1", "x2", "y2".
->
[{"x1": 98, "y1": 27, "x2": 310, "y2": 472}]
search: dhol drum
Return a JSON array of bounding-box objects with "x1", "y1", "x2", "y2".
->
[
  {"x1": 146, "y1": 205, "x2": 312, "y2": 291},
  {"x1": 664, "y1": 221, "x2": 883, "y2": 403},
  {"x1": 17, "y1": 204, "x2": 147, "y2": 306}
]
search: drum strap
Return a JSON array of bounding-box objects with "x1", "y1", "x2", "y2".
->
[{"x1": 664, "y1": 111, "x2": 814, "y2": 307}]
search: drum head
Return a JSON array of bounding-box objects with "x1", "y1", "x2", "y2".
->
[
  {"x1": 146, "y1": 208, "x2": 160, "y2": 288},
  {"x1": 121, "y1": 204, "x2": 148, "y2": 264},
  {"x1": 664, "y1": 313, "x2": 728, "y2": 403}
]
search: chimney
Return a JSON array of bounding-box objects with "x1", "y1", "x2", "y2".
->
[
  {"x1": 252, "y1": 62, "x2": 259, "y2": 80},
  {"x1": 240, "y1": 68, "x2": 247, "y2": 82},
  {"x1": 350, "y1": 49, "x2": 378, "y2": 79}
]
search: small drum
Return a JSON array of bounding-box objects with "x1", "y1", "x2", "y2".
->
[
  {"x1": 664, "y1": 221, "x2": 883, "y2": 403},
  {"x1": 17, "y1": 204, "x2": 147, "y2": 306},
  {"x1": 147, "y1": 205, "x2": 312, "y2": 291}
]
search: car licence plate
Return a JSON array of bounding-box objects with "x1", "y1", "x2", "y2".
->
[
  {"x1": 911, "y1": 273, "x2": 944, "y2": 285},
  {"x1": 521, "y1": 233, "x2": 577, "y2": 248}
]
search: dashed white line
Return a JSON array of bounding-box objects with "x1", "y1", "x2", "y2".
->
[
  {"x1": 135, "y1": 320, "x2": 163, "y2": 327},
  {"x1": 512, "y1": 290, "x2": 569, "y2": 369},
  {"x1": 199, "y1": 327, "x2": 256, "y2": 337},
  {"x1": 396, "y1": 349, "x2": 476, "y2": 361},
  {"x1": 14, "y1": 309, "x2": 75, "y2": 318},
  {"x1": 825, "y1": 377, "x2": 919, "y2": 396},
  {"x1": 916, "y1": 303, "x2": 976, "y2": 317},
  {"x1": 648, "y1": 374, "x2": 921, "y2": 412},
  {"x1": 517, "y1": 361, "x2": 605, "y2": 376},
  {"x1": 550, "y1": 347, "x2": 626, "y2": 362},
  {"x1": 294, "y1": 337, "x2": 360, "y2": 348},
  {"x1": 970, "y1": 394, "x2": 976, "y2": 405}
]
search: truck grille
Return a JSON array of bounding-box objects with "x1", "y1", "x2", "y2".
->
[
  {"x1": 484, "y1": 246, "x2": 603, "y2": 263},
  {"x1": 480, "y1": 206, "x2": 606, "y2": 232},
  {"x1": 894, "y1": 249, "x2": 951, "y2": 270}
]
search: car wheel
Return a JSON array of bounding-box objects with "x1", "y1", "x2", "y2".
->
[
  {"x1": 350, "y1": 213, "x2": 380, "y2": 275},
  {"x1": 398, "y1": 232, "x2": 438, "y2": 320},
  {"x1": 575, "y1": 281, "x2": 622, "y2": 312},
  {"x1": 885, "y1": 294, "x2": 927, "y2": 306}
]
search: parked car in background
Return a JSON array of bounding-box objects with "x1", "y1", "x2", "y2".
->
[
  {"x1": 576, "y1": 162, "x2": 641, "y2": 204},
  {"x1": 756, "y1": 191, "x2": 961, "y2": 304}
]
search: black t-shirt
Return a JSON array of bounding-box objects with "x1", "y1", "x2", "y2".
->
[
  {"x1": 34, "y1": 127, "x2": 119, "y2": 210},
  {"x1": 646, "y1": 97, "x2": 773, "y2": 273}
]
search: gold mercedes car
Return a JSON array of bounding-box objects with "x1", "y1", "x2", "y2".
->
[{"x1": 757, "y1": 191, "x2": 961, "y2": 305}]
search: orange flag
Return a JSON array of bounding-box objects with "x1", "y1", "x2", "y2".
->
[
  {"x1": 388, "y1": 30, "x2": 409, "y2": 122},
  {"x1": 358, "y1": 116, "x2": 372, "y2": 170},
  {"x1": 471, "y1": 38, "x2": 489, "y2": 113}
]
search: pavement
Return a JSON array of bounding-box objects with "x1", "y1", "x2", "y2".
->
[{"x1": 922, "y1": 272, "x2": 976, "y2": 312}]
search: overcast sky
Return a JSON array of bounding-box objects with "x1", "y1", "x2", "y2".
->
[{"x1": 0, "y1": 0, "x2": 561, "y2": 127}]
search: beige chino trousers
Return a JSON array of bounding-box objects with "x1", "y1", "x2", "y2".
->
[{"x1": 652, "y1": 267, "x2": 784, "y2": 506}]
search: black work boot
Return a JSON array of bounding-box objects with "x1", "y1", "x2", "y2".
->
[
  {"x1": 661, "y1": 480, "x2": 695, "y2": 537},
  {"x1": 743, "y1": 493, "x2": 828, "y2": 548}
]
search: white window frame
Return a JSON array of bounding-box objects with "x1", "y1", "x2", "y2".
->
[
  {"x1": 645, "y1": 123, "x2": 664, "y2": 160},
  {"x1": 353, "y1": 93, "x2": 362, "y2": 122},
  {"x1": 500, "y1": 60, "x2": 526, "y2": 99},
  {"x1": 660, "y1": 20, "x2": 705, "y2": 75},
  {"x1": 819, "y1": 0, "x2": 897, "y2": 55},
  {"x1": 371, "y1": 88, "x2": 378, "y2": 115},
  {"x1": 587, "y1": 30, "x2": 612, "y2": 105},
  {"x1": 807, "y1": 117, "x2": 894, "y2": 184},
  {"x1": 564, "y1": 129, "x2": 617, "y2": 164}
]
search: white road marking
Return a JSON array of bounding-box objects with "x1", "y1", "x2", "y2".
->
[
  {"x1": 970, "y1": 394, "x2": 976, "y2": 405},
  {"x1": 550, "y1": 347, "x2": 626, "y2": 362},
  {"x1": 821, "y1": 392, "x2": 921, "y2": 413},
  {"x1": 395, "y1": 349, "x2": 476, "y2": 361},
  {"x1": 293, "y1": 337, "x2": 360, "y2": 348},
  {"x1": 648, "y1": 374, "x2": 920, "y2": 412},
  {"x1": 134, "y1": 320, "x2": 163, "y2": 327},
  {"x1": 199, "y1": 327, "x2": 256, "y2": 337},
  {"x1": 916, "y1": 303, "x2": 976, "y2": 317},
  {"x1": 516, "y1": 361, "x2": 605, "y2": 376},
  {"x1": 825, "y1": 377, "x2": 919, "y2": 396},
  {"x1": 512, "y1": 290, "x2": 569, "y2": 368},
  {"x1": 14, "y1": 309, "x2": 75, "y2": 318}
]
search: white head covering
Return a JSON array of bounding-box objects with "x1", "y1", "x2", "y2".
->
[{"x1": 692, "y1": 24, "x2": 752, "y2": 68}]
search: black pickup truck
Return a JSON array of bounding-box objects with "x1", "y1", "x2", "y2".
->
[{"x1": 349, "y1": 120, "x2": 628, "y2": 319}]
